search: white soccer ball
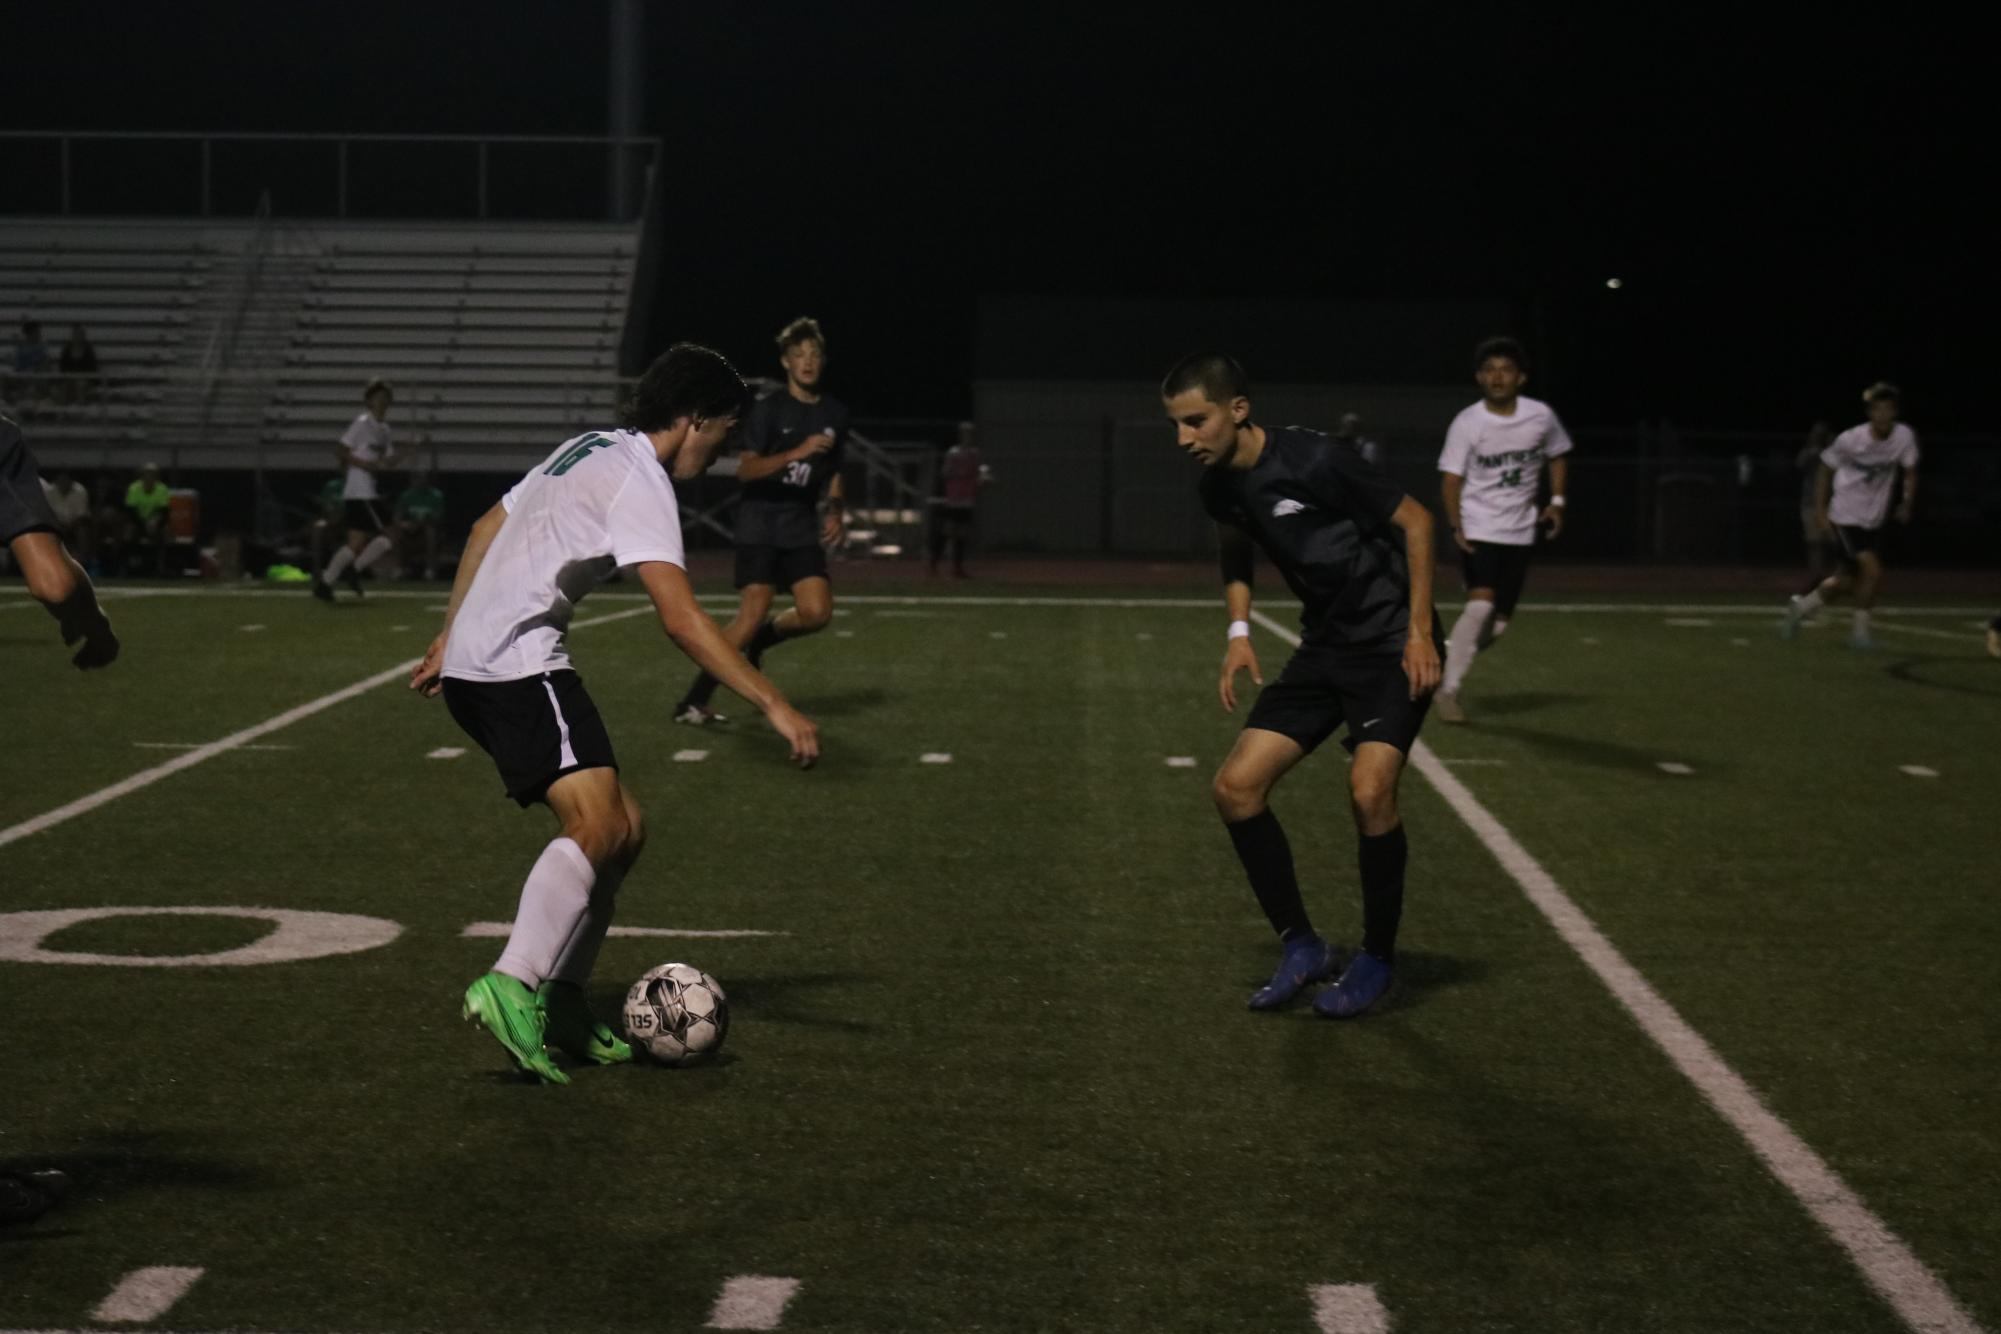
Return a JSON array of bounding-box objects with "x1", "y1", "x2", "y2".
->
[{"x1": 622, "y1": 962, "x2": 729, "y2": 1066}]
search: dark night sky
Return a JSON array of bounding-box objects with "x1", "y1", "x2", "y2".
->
[{"x1": 10, "y1": 4, "x2": 1993, "y2": 434}]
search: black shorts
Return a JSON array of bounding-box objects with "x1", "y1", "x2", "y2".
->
[
  {"x1": 442, "y1": 669, "x2": 618, "y2": 807},
  {"x1": 342, "y1": 498, "x2": 389, "y2": 532},
  {"x1": 1832, "y1": 524, "x2": 1882, "y2": 563},
  {"x1": 1245, "y1": 638, "x2": 1442, "y2": 756},
  {"x1": 938, "y1": 505, "x2": 976, "y2": 538},
  {"x1": 0, "y1": 421, "x2": 60, "y2": 545},
  {"x1": 1461, "y1": 541, "x2": 1534, "y2": 617},
  {"x1": 735, "y1": 543, "x2": 828, "y2": 590}
]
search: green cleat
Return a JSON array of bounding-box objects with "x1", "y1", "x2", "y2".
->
[
  {"x1": 537, "y1": 981, "x2": 634, "y2": 1066},
  {"x1": 462, "y1": 973, "x2": 569, "y2": 1085}
]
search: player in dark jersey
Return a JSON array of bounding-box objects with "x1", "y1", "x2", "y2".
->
[
  {"x1": 674, "y1": 316, "x2": 848, "y2": 724},
  {"x1": 1165, "y1": 354, "x2": 1442, "y2": 1018},
  {"x1": 1, "y1": 415, "x2": 117, "y2": 669}
]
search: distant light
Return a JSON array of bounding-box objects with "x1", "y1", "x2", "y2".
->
[{"x1": 1605, "y1": 277, "x2": 1624, "y2": 290}]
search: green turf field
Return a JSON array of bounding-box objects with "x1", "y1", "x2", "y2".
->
[{"x1": 2, "y1": 582, "x2": 1996, "y2": 1333}]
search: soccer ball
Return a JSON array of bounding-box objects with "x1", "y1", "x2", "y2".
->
[{"x1": 622, "y1": 962, "x2": 729, "y2": 1066}]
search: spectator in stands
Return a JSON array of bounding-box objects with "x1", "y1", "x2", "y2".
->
[
  {"x1": 40, "y1": 469, "x2": 93, "y2": 565},
  {"x1": 7, "y1": 319, "x2": 52, "y2": 407},
  {"x1": 57, "y1": 325, "x2": 99, "y2": 405},
  {"x1": 123, "y1": 462, "x2": 172, "y2": 575},
  {"x1": 1333, "y1": 411, "x2": 1385, "y2": 468},
  {"x1": 929, "y1": 421, "x2": 990, "y2": 578},
  {"x1": 395, "y1": 468, "x2": 445, "y2": 580}
]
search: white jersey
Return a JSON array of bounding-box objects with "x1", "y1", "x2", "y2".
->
[
  {"x1": 1821, "y1": 422, "x2": 1917, "y2": 529},
  {"x1": 442, "y1": 429, "x2": 686, "y2": 683},
  {"x1": 1437, "y1": 396, "x2": 1573, "y2": 545},
  {"x1": 340, "y1": 411, "x2": 394, "y2": 500}
]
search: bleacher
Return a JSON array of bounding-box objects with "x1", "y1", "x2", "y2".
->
[
  {"x1": 263, "y1": 228, "x2": 636, "y2": 462},
  {"x1": 0, "y1": 227, "x2": 212, "y2": 448}
]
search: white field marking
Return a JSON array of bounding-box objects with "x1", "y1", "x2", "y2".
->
[
  {"x1": 919, "y1": 752, "x2": 954, "y2": 764},
  {"x1": 1248, "y1": 608, "x2": 1982, "y2": 1334},
  {"x1": 1439, "y1": 757, "x2": 1509, "y2": 766},
  {"x1": 0, "y1": 907, "x2": 403, "y2": 968},
  {"x1": 834, "y1": 629, "x2": 855, "y2": 638},
  {"x1": 91, "y1": 1266, "x2": 205, "y2": 1323},
  {"x1": 391, "y1": 623, "x2": 410, "y2": 631},
  {"x1": 238, "y1": 623, "x2": 266, "y2": 632},
  {"x1": 1657, "y1": 762, "x2": 1696, "y2": 775},
  {"x1": 427, "y1": 747, "x2": 466, "y2": 760},
  {"x1": 1731, "y1": 637, "x2": 1751, "y2": 646},
  {"x1": 462, "y1": 921, "x2": 785, "y2": 939},
  {"x1": 1579, "y1": 636, "x2": 1600, "y2": 645},
  {"x1": 1165, "y1": 756, "x2": 1197, "y2": 768},
  {"x1": 872, "y1": 608, "x2": 942, "y2": 618},
  {"x1": 1899, "y1": 765, "x2": 1940, "y2": 779},
  {"x1": 673, "y1": 748, "x2": 709, "y2": 762},
  {"x1": 0, "y1": 604, "x2": 653, "y2": 852},
  {"x1": 1874, "y1": 621, "x2": 1983, "y2": 643},
  {"x1": 133, "y1": 742, "x2": 294, "y2": 752},
  {"x1": 1664, "y1": 617, "x2": 1715, "y2": 626},
  {"x1": 1309, "y1": 1284, "x2": 1390, "y2": 1334},
  {"x1": 707, "y1": 1275, "x2": 802, "y2": 1330},
  {"x1": 989, "y1": 630, "x2": 1008, "y2": 639},
  {"x1": 1136, "y1": 632, "x2": 1153, "y2": 640}
]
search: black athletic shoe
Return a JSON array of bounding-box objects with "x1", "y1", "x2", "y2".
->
[
  {"x1": 311, "y1": 577, "x2": 335, "y2": 603},
  {"x1": 0, "y1": 1169, "x2": 70, "y2": 1228},
  {"x1": 342, "y1": 566, "x2": 364, "y2": 598}
]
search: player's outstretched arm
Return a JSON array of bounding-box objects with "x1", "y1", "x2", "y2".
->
[
  {"x1": 1812, "y1": 464, "x2": 1834, "y2": 536},
  {"x1": 1896, "y1": 467, "x2": 1918, "y2": 524},
  {"x1": 1439, "y1": 472, "x2": 1473, "y2": 552},
  {"x1": 411, "y1": 500, "x2": 506, "y2": 697},
  {"x1": 1389, "y1": 496, "x2": 1441, "y2": 700},
  {"x1": 634, "y1": 560, "x2": 820, "y2": 768}
]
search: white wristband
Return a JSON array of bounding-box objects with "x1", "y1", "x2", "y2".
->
[
  {"x1": 1227, "y1": 620, "x2": 1251, "y2": 641},
  {"x1": 1548, "y1": 495, "x2": 1566, "y2": 508}
]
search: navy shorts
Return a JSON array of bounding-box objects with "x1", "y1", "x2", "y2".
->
[
  {"x1": 0, "y1": 419, "x2": 60, "y2": 545},
  {"x1": 443, "y1": 670, "x2": 618, "y2": 807},
  {"x1": 735, "y1": 543, "x2": 828, "y2": 590},
  {"x1": 1245, "y1": 638, "x2": 1442, "y2": 756},
  {"x1": 1832, "y1": 524, "x2": 1882, "y2": 563},
  {"x1": 342, "y1": 498, "x2": 389, "y2": 533},
  {"x1": 1461, "y1": 541, "x2": 1534, "y2": 617}
]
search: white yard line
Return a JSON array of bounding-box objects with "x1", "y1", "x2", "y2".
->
[
  {"x1": 1899, "y1": 765, "x2": 1940, "y2": 779},
  {"x1": 91, "y1": 1266, "x2": 204, "y2": 1323},
  {"x1": 463, "y1": 922, "x2": 786, "y2": 939},
  {"x1": 0, "y1": 605, "x2": 652, "y2": 852},
  {"x1": 707, "y1": 1275, "x2": 802, "y2": 1330},
  {"x1": 426, "y1": 747, "x2": 466, "y2": 760},
  {"x1": 1309, "y1": 1284, "x2": 1390, "y2": 1334},
  {"x1": 1873, "y1": 621, "x2": 1983, "y2": 643},
  {"x1": 134, "y1": 742, "x2": 294, "y2": 752},
  {"x1": 1248, "y1": 609, "x2": 1981, "y2": 1334}
]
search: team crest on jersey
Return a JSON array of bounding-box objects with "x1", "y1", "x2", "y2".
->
[{"x1": 1271, "y1": 498, "x2": 1310, "y2": 517}]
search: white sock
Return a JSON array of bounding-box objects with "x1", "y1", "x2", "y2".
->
[
  {"x1": 1796, "y1": 589, "x2": 1825, "y2": 614},
  {"x1": 550, "y1": 861, "x2": 625, "y2": 988},
  {"x1": 1443, "y1": 599, "x2": 1494, "y2": 695},
  {"x1": 353, "y1": 533, "x2": 394, "y2": 572},
  {"x1": 322, "y1": 545, "x2": 357, "y2": 584},
  {"x1": 495, "y1": 837, "x2": 596, "y2": 990},
  {"x1": 1853, "y1": 608, "x2": 1872, "y2": 636}
]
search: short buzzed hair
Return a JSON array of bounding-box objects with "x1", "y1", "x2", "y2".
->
[
  {"x1": 362, "y1": 377, "x2": 394, "y2": 401},
  {"x1": 1862, "y1": 380, "x2": 1901, "y2": 406},
  {"x1": 1160, "y1": 353, "x2": 1250, "y2": 404},
  {"x1": 1474, "y1": 336, "x2": 1529, "y2": 373},
  {"x1": 776, "y1": 316, "x2": 824, "y2": 352}
]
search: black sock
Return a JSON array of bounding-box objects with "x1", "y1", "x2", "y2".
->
[
  {"x1": 1357, "y1": 823, "x2": 1408, "y2": 962},
  {"x1": 1225, "y1": 809, "x2": 1314, "y2": 942},
  {"x1": 678, "y1": 668, "x2": 719, "y2": 711},
  {"x1": 744, "y1": 616, "x2": 785, "y2": 668},
  {"x1": 951, "y1": 537, "x2": 968, "y2": 572}
]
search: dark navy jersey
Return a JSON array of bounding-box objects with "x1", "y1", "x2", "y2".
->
[
  {"x1": 0, "y1": 415, "x2": 62, "y2": 545},
  {"x1": 735, "y1": 389, "x2": 849, "y2": 549},
  {"x1": 1199, "y1": 425, "x2": 1421, "y2": 650}
]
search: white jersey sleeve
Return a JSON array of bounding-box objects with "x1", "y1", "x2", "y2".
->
[
  {"x1": 1437, "y1": 410, "x2": 1476, "y2": 476},
  {"x1": 1543, "y1": 409, "x2": 1575, "y2": 459},
  {"x1": 605, "y1": 465, "x2": 687, "y2": 570}
]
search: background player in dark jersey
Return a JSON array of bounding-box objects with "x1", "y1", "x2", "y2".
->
[
  {"x1": 1, "y1": 414, "x2": 118, "y2": 669},
  {"x1": 1164, "y1": 354, "x2": 1442, "y2": 1019},
  {"x1": 674, "y1": 316, "x2": 848, "y2": 725}
]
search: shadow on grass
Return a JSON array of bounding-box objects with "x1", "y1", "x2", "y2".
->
[
  {"x1": 0, "y1": 1132, "x2": 260, "y2": 1245},
  {"x1": 1886, "y1": 653, "x2": 2001, "y2": 699},
  {"x1": 1470, "y1": 722, "x2": 1713, "y2": 776},
  {"x1": 1458, "y1": 690, "x2": 1592, "y2": 719},
  {"x1": 1244, "y1": 947, "x2": 1490, "y2": 1017},
  {"x1": 790, "y1": 686, "x2": 894, "y2": 718}
]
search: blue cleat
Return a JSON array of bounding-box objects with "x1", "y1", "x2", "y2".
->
[
  {"x1": 1248, "y1": 934, "x2": 1340, "y2": 1011},
  {"x1": 1313, "y1": 950, "x2": 1394, "y2": 1019}
]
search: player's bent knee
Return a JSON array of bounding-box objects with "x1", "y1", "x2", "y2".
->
[
  {"x1": 793, "y1": 605, "x2": 833, "y2": 633},
  {"x1": 1211, "y1": 770, "x2": 1268, "y2": 822}
]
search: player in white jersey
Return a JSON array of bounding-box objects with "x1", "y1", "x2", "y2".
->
[
  {"x1": 1781, "y1": 382, "x2": 1919, "y2": 649},
  {"x1": 409, "y1": 344, "x2": 821, "y2": 1084},
  {"x1": 313, "y1": 378, "x2": 400, "y2": 601},
  {"x1": 1433, "y1": 337, "x2": 1571, "y2": 722}
]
